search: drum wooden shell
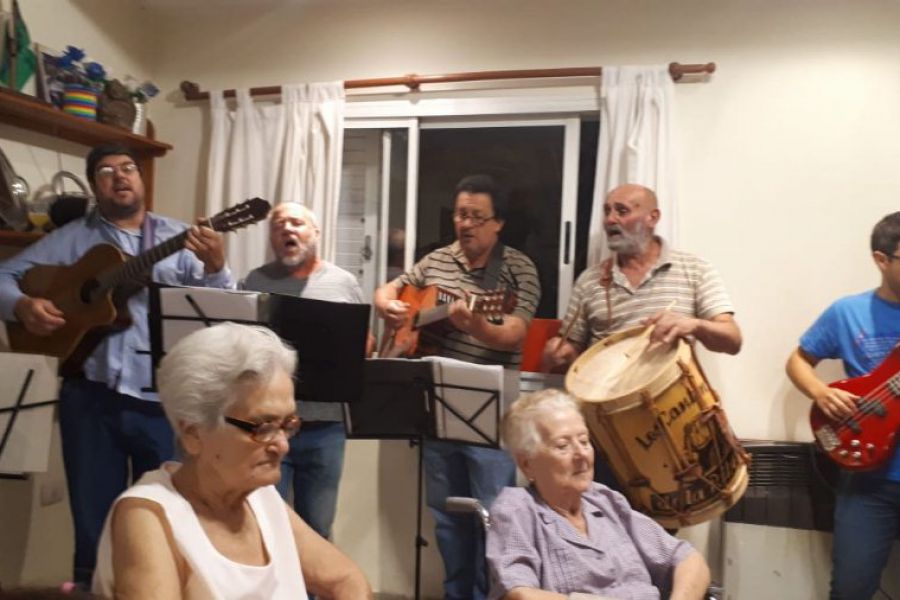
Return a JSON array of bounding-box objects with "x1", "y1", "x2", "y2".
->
[{"x1": 566, "y1": 326, "x2": 749, "y2": 528}]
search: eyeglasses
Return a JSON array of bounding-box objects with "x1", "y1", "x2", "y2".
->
[
  {"x1": 224, "y1": 415, "x2": 302, "y2": 443},
  {"x1": 452, "y1": 210, "x2": 495, "y2": 227},
  {"x1": 95, "y1": 162, "x2": 139, "y2": 179},
  {"x1": 889, "y1": 254, "x2": 900, "y2": 261}
]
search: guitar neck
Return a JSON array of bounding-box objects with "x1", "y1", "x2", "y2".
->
[
  {"x1": 98, "y1": 229, "x2": 189, "y2": 292},
  {"x1": 416, "y1": 303, "x2": 452, "y2": 329}
]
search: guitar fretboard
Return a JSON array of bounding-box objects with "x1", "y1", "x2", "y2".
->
[{"x1": 96, "y1": 229, "x2": 191, "y2": 293}]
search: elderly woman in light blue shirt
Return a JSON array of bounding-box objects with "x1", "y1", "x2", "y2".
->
[{"x1": 487, "y1": 389, "x2": 710, "y2": 600}]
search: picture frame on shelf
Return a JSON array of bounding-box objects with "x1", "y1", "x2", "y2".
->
[{"x1": 33, "y1": 44, "x2": 64, "y2": 108}]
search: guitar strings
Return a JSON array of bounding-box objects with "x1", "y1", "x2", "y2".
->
[{"x1": 828, "y1": 375, "x2": 900, "y2": 434}]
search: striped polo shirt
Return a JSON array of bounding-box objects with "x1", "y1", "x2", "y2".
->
[
  {"x1": 561, "y1": 238, "x2": 734, "y2": 350},
  {"x1": 393, "y1": 241, "x2": 541, "y2": 367}
]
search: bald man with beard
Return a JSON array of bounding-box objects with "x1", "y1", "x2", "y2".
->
[
  {"x1": 542, "y1": 183, "x2": 742, "y2": 372},
  {"x1": 241, "y1": 202, "x2": 370, "y2": 543}
]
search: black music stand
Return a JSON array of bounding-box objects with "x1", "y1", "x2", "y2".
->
[
  {"x1": 265, "y1": 293, "x2": 369, "y2": 405},
  {"x1": 344, "y1": 358, "x2": 434, "y2": 600},
  {"x1": 344, "y1": 357, "x2": 505, "y2": 600},
  {"x1": 146, "y1": 284, "x2": 369, "y2": 404},
  {"x1": 0, "y1": 354, "x2": 59, "y2": 478}
]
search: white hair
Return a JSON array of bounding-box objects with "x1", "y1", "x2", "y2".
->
[
  {"x1": 501, "y1": 388, "x2": 583, "y2": 458},
  {"x1": 157, "y1": 322, "x2": 297, "y2": 432},
  {"x1": 272, "y1": 202, "x2": 319, "y2": 229}
]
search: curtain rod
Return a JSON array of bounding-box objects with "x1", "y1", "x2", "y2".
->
[{"x1": 180, "y1": 61, "x2": 715, "y2": 101}]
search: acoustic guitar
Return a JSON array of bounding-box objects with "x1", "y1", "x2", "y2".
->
[
  {"x1": 809, "y1": 343, "x2": 900, "y2": 470},
  {"x1": 6, "y1": 197, "x2": 271, "y2": 374},
  {"x1": 382, "y1": 285, "x2": 516, "y2": 358}
]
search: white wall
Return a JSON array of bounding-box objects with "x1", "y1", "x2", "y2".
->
[{"x1": 4, "y1": 0, "x2": 900, "y2": 596}]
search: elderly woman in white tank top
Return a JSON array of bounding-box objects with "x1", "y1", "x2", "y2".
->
[{"x1": 92, "y1": 323, "x2": 371, "y2": 599}]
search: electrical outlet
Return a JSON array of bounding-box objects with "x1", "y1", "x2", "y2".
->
[{"x1": 40, "y1": 480, "x2": 65, "y2": 506}]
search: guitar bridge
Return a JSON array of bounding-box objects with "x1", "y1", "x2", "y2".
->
[{"x1": 814, "y1": 425, "x2": 840, "y2": 452}]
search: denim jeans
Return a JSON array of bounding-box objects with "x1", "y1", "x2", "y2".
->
[
  {"x1": 830, "y1": 473, "x2": 900, "y2": 599},
  {"x1": 275, "y1": 421, "x2": 346, "y2": 539},
  {"x1": 58, "y1": 378, "x2": 175, "y2": 586},
  {"x1": 424, "y1": 440, "x2": 516, "y2": 600}
]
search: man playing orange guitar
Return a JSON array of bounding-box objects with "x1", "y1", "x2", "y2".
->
[
  {"x1": 0, "y1": 144, "x2": 233, "y2": 587},
  {"x1": 373, "y1": 174, "x2": 540, "y2": 600},
  {"x1": 786, "y1": 211, "x2": 900, "y2": 600}
]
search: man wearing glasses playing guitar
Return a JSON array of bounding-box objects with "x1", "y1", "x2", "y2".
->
[
  {"x1": 0, "y1": 143, "x2": 235, "y2": 588},
  {"x1": 374, "y1": 174, "x2": 540, "y2": 600},
  {"x1": 786, "y1": 211, "x2": 900, "y2": 600}
]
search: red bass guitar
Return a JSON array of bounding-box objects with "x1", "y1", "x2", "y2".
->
[{"x1": 810, "y1": 344, "x2": 900, "y2": 470}]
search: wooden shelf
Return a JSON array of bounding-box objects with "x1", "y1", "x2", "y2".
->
[
  {"x1": 0, "y1": 86, "x2": 172, "y2": 156},
  {"x1": 0, "y1": 87, "x2": 172, "y2": 245}
]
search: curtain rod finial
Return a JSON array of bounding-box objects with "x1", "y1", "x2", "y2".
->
[{"x1": 181, "y1": 81, "x2": 200, "y2": 97}]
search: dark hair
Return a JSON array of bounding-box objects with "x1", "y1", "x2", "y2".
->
[
  {"x1": 85, "y1": 143, "x2": 141, "y2": 186},
  {"x1": 454, "y1": 174, "x2": 508, "y2": 221},
  {"x1": 871, "y1": 211, "x2": 900, "y2": 255}
]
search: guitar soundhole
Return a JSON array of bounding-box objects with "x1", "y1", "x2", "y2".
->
[{"x1": 80, "y1": 279, "x2": 100, "y2": 305}]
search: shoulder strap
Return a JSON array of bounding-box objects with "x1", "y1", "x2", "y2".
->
[
  {"x1": 600, "y1": 256, "x2": 615, "y2": 323},
  {"x1": 482, "y1": 242, "x2": 506, "y2": 290}
]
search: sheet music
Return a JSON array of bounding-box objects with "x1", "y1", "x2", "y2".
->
[
  {"x1": 0, "y1": 353, "x2": 59, "y2": 474},
  {"x1": 424, "y1": 356, "x2": 504, "y2": 446},
  {"x1": 159, "y1": 286, "x2": 261, "y2": 352}
]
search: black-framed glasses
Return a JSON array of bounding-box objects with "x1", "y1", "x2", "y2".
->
[
  {"x1": 889, "y1": 254, "x2": 900, "y2": 261},
  {"x1": 95, "y1": 162, "x2": 139, "y2": 179},
  {"x1": 224, "y1": 415, "x2": 302, "y2": 443},
  {"x1": 452, "y1": 210, "x2": 495, "y2": 227}
]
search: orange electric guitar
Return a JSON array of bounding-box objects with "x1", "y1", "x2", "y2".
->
[
  {"x1": 6, "y1": 198, "x2": 271, "y2": 374},
  {"x1": 382, "y1": 285, "x2": 516, "y2": 358},
  {"x1": 810, "y1": 343, "x2": 900, "y2": 470}
]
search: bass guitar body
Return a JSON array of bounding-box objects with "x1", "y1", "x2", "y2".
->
[
  {"x1": 6, "y1": 244, "x2": 131, "y2": 373},
  {"x1": 809, "y1": 344, "x2": 900, "y2": 470}
]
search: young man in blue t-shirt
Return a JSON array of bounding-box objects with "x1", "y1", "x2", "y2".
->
[{"x1": 786, "y1": 211, "x2": 900, "y2": 600}]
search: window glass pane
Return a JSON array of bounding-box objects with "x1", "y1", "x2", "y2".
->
[
  {"x1": 417, "y1": 126, "x2": 564, "y2": 318},
  {"x1": 575, "y1": 118, "x2": 599, "y2": 278},
  {"x1": 386, "y1": 128, "x2": 409, "y2": 283}
]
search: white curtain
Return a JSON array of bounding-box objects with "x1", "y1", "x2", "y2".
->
[
  {"x1": 206, "y1": 82, "x2": 345, "y2": 280},
  {"x1": 588, "y1": 65, "x2": 676, "y2": 265}
]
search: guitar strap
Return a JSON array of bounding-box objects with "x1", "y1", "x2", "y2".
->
[
  {"x1": 482, "y1": 242, "x2": 506, "y2": 291},
  {"x1": 142, "y1": 214, "x2": 156, "y2": 253}
]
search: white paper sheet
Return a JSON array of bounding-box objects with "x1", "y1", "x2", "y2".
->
[
  {"x1": 0, "y1": 353, "x2": 59, "y2": 474},
  {"x1": 424, "y1": 356, "x2": 504, "y2": 446}
]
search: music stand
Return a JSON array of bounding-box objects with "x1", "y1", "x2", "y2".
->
[
  {"x1": 147, "y1": 283, "x2": 263, "y2": 393},
  {"x1": 343, "y1": 358, "x2": 434, "y2": 600},
  {"x1": 0, "y1": 353, "x2": 59, "y2": 477},
  {"x1": 344, "y1": 357, "x2": 506, "y2": 600},
  {"x1": 147, "y1": 285, "x2": 369, "y2": 404},
  {"x1": 264, "y1": 293, "x2": 369, "y2": 405}
]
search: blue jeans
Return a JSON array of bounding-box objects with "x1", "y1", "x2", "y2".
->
[
  {"x1": 424, "y1": 440, "x2": 516, "y2": 600},
  {"x1": 275, "y1": 421, "x2": 346, "y2": 539},
  {"x1": 830, "y1": 473, "x2": 900, "y2": 599},
  {"x1": 58, "y1": 378, "x2": 175, "y2": 586}
]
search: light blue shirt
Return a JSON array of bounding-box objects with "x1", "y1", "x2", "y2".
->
[{"x1": 0, "y1": 211, "x2": 234, "y2": 401}]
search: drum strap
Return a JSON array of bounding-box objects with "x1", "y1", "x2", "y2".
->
[{"x1": 600, "y1": 256, "x2": 615, "y2": 324}]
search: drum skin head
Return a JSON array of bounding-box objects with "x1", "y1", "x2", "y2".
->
[{"x1": 566, "y1": 326, "x2": 686, "y2": 414}]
